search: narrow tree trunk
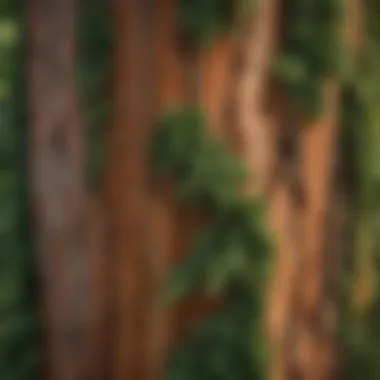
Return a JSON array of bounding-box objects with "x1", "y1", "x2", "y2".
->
[
  {"x1": 106, "y1": 1, "x2": 154, "y2": 379},
  {"x1": 28, "y1": 1, "x2": 92, "y2": 379}
]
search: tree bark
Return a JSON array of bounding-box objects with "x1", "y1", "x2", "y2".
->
[
  {"x1": 144, "y1": 1, "x2": 184, "y2": 378},
  {"x1": 106, "y1": 1, "x2": 149, "y2": 379},
  {"x1": 28, "y1": 0, "x2": 94, "y2": 379},
  {"x1": 228, "y1": 1, "x2": 343, "y2": 379},
  {"x1": 101, "y1": 2, "x2": 347, "y2": 380},
  {"x1": 234, "y1": 0, "x2": 280, "y2": 197},
  {"x1": 293, "y1": 81, "x2": 341, "y2": 380}
]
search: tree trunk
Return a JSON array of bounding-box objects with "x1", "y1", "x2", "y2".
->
[
  {"x1": 226, "y1": 1, "x2": 343, "y2": 379},
  {"x1": 106, "y1": 0, "x2": 177, "y2": 378},
  {"x1": 28, "y1": 0, "x2": 94, "y2": 379}
]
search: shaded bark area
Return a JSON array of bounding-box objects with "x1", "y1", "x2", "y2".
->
[
  {"x1": 85, "y1": 194, "x2": 107, "y2": 380},
  {"x1": 28, "y1": 0, "x2": 98, "y2": 379},
  {"x1": 292, "y1": 1, "x2": 364, "y2": 376}
]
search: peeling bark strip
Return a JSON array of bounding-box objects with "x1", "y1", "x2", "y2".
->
[
  {"x1": 28, "y1": 0, "x2": 92, "y2": 379},
  {"x1": 235, "y1": 0, "x2": 280, "y2": 197}
]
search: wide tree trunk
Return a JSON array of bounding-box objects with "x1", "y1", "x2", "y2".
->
[
  {"x1": 106, "y1": 1, "x2": 149, "y2": 379},
  {"x1": 225, "y1": 1, "x2": 343, "y2": 379}
]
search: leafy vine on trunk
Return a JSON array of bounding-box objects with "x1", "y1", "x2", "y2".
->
[
  {"x1": 275, "y1": 0, "x2": 340, "y2": 116},
  {"x1": 151, "y1": 108, "x2": 272, "y2": 379}
]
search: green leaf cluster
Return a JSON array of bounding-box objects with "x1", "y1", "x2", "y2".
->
[
  {"x1": 152, "y1": 108, "x2": 272, "y2": 379},
  {"x1": 275, "y1": 0, "x2": 340, "y2": 116},
  {"x1": 166, "y1": 289, "x2": 265, "y2": 380},
  {"x1": 178, "y1": 0, "x2": 239, "y2": 47},
  {"x1": 153, "y1": 109, "x2": 247, "y2": 210}
]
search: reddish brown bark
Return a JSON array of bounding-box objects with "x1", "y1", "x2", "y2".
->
[
  {"x1": 28, "y1": 0, "x2": 95, "y2": 379},
  {"x1": 292, "y1": 82, "x2": 341, "y2": 380},
  {"x1": 291, "y1": 1, "x2": 364, "y2": 376},
  {"x1": 106, "y1": 2, "x2": 225, "y2": 379},
  {"x1": 85, "y1": 194, "x2": 107, "y2": 380},
  {"x1": 265, "y1": 65, "x2": 342, "y2": 380},
  {"x1": 106, "y1": 2, "x2": 150, "y2": 379},
  {"x1": 144, "y1": 1, "x2": 185, "y2": 378},
  {"x1": 222, "y1": 1, "x2": 343, "y2": 379},
  {"x1": 103, "y1": 2, "x2": 345, "y2": 380},
  {"x1": 200, "y1": 37, "x2": 235, "y2": 138}
]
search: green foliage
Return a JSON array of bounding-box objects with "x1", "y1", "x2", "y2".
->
[
  {"x1": 0, "y1": 6, "x2": 42, "y2": 380},
  {"x1": 163, "y1": 199, "x2": 270, "y2": 303},
  {"x1": 166, "y1": 289, "x2": 265, "y2": 380},
  {"x1": 275, "y1": 0, "x2": 340, "y2": 116},
  {"x1": 178, "y1": 0, "x2": 340, "y2": 115},
  {"x1": 78, "y1": 0, "x2": 113, "y2": 189},
  {"x1": 152, "y1": 108, "x2": 271, "y2": 379},
  {"x1": 178, "y1": 0, "x2": 242, "y2": 47},
  {"x1": 340, "y1": 1, "x2": 380, "y2": 377},
  {"x1": 153, "y1": 109, "x2": 247, "y2": 210}
]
